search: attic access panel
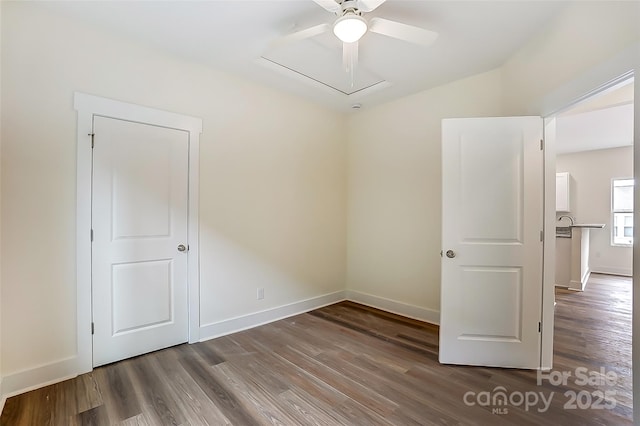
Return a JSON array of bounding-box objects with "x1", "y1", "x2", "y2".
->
[{"x1": 262, "y1": 36, "x2": 386, "y2": 96}]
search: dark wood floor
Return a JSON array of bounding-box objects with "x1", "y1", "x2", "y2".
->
[{"x1": 1, "y1": 273, "x2": 632, "y2": 425}]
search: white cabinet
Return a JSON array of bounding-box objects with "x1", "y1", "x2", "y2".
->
[{"x1": 556, "y1": 172, "x2": 570, "y2": 212}]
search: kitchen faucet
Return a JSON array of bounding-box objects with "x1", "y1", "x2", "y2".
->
[{"x1": 558, "y1": 215, "x2": 575, "y2": 226}]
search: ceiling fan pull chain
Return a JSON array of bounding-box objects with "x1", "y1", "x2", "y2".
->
[
  {"x1": 343, "y1": 42, "x2": 350, "y2": 73},
  {"x1": 343, "y1": 42, "x2": 358, "y2": 88},
  {"x1": 352, "y1": 41, "x2": 358, "y2": 88},
  {"x1": 349, "y1": 44, "x2": 355, "y2": 88}
]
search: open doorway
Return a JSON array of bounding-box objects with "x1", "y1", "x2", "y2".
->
[
  {"x1": 554, "y1": 78, "x2": 634, "y2": 287},
  {"x1": 551, "y1": 76, "x2": 634, "y2": 419}
]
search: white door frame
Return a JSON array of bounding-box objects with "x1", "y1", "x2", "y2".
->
[
  {"x1": 74, "y1": 93, "x2": 202, "y2": 374},
  {"x1": 538, "y1": 61, "x2": 636, "y2": 370}
]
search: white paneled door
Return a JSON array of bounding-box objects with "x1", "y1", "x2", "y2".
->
[
  {"x1": 440, "y1": 117, "x2": 543, "y2": 369},
  {"x1": 92, "y1": 116, "x2": 189, "y2": 367}
]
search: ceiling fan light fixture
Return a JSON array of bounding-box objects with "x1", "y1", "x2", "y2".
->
[{"x1": 333, "y1": 13, "x2": 368, "y2": 43}]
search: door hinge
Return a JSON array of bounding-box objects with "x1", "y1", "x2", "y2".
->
[
  {"x1": 90, "y1": 229, "x2": 94, "y2": 242},
  {"x1": 540, "y1": 230, "x2": 544, "y2": 241},
  {"x1": 89, "y1": 133, "x2": 95, "y2": 149},
  {"x1": 538, "y1": 322, "x2": 542, "y2": 333},
  {"x1": 91, "y1": 322, "x2": 95, "y2": 335},
  {"x1": 540, "y1": 139, "x2": 544, "y2": 150}
]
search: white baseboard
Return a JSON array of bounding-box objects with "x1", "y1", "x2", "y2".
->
[
  {"x1": 568, "y1": 267, "x2": 591, "y2": 291},
  {"x1": 198, "y1": 290, "x2": 347, "y2": 342},
  {"x1": 345, "y1": 290, "x2": 440, "y2": 325},
  {"x1": 0, "y1": 289, "x2": 441, "y2": 412},
  {"x1": 0, "y1": 356, "x2": 78, "y2": 405},
  {"x1": 0, "y1": 377, "x2": 5, "y2": 415},
  {"x1": 569, "y1": 280, "x2": 582, "y2": 291},
  {"x1": 582, "y1": 267, "x2": 591, "y2": 285},
  {"x1": 591, "y1": 266, "x2": 633, "y2": 277}
]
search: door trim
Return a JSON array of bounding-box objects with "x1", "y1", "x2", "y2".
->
[
  {"x1": 74, "y1": 92, "x2": 202, "y2": 374},
  {"x1": 539, "y1": 69, "x2": 636, "y2": 371}
]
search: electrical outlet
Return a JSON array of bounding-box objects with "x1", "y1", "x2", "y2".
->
[{"x1": 257, "y1": 288, "x2": 264, "y2": 300}]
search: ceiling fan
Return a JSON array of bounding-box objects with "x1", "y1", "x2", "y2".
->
[{"x1": 272, "y1": 0, "x2": 438, "y2": 86}]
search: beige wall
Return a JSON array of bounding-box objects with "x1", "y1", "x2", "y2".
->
[
  {"x1": 346, "y1": 69, "x2": 503, "y2": 317},
  {"x1": 557, "y1": 147, "x2": 633, "y2": 276},
  {"x1": 346, "y1": 1, "x2": 639, "y2": 319},
  {"x1": 1, "y1": 2, "x2": 346, "y2": 376}
]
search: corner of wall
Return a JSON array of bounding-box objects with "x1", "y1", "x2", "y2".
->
[
  {"x1": 0, "y1": 386, "x2": 5, "y2": 418},
  {"x1": 199, "y1": 290, "x2": 347, "y2": 342},
  {"x1": 632, "y1": 56, "x2": 639, "y2": 426},
  {"x1": 0, "y1": 356, "x2": 78, "y2": 406},
  {"x1": 346, "y1": 290, "x2": 440, "y2": 325},
  {"x1": 0, "y1": 0, "x2": 5, "y2": 413}
]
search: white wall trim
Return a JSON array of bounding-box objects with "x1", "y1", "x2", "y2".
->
[
  {"x1": 0, "y1": 290, "x2": 447, "y2": 404},
  {"x1": 74, "y1": 92, "x2": 203, "y2": 373},
  {"x1": 591, "y1": 266, "x2": 633, "y2": 277},
  {"x1": 0, "y1": 379, "x2": 4, "y2": 415},
  {"x1": 0, "y1": 356, "x2": 78, "y2": 404},
  {"x1": 199, "y1": 291, "x2": 347, "y2": 342},
  {"x1": 540, "y1": 117, "x2": 557, "y2": 370},
  {"x1": 346, "y1": 290, "x2": 440, "y2": 325},
  {"x1": 540, "y1": 56, "x2": 637, "y2": 371},
  {"x1": 569, "y1": 267, "x2": 591, "y2": 292}
]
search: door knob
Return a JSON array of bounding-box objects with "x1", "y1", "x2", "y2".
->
[
  {"x1": 446, "y1": 250, "x2": 456, "y2": 258},
  {"x1": 177, "y1": 244, "x2": 187, "y2": 252}
]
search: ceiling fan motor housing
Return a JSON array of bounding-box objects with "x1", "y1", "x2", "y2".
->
[{"x1": 342, "y1": 1, "x2": 364, "y2": 14}]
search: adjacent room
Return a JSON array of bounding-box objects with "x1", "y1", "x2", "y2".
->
[
  {"x1": 552, "y1": 78, "x2": 635, "y2": 422},
  {"x1": 555, "y1": 79, "x2": 634, "y2": 289},
  {"x1": 0, "y1": 1, "x2": 639, "y2": 424}
]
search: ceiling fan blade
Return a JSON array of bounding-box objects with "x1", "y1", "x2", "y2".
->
[
  {"x1": 269, "y1": 23, "x2": 330, "y2": 49},
  {"x1": 369, "y1": 17, "x2": 438, "y2": 46},
  {"x1": 357, "y1": 0, "x2": 387, "y2": 13},
  {"x1": 311, "y1": 0, "x2": 342, "y2": 13}
]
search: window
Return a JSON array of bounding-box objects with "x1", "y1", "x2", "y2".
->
[{"x1": 612, "y1": 178, "x2": 633, "y2": 246}]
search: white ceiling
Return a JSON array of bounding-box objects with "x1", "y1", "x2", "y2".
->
[
  {"x1": 39, "y1": 0, "x2": 568, "y2": 112},
  {"x1": 556, "y1": 81, "x2": 634, "y2": 154}
]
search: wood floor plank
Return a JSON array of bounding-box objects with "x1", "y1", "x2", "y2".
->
[
  {"x1": 272, "y1": 344, "x2": 399, "y2": 418},
  {"x1": 73, "y1": 373, "x2": 104, "y2": 414},
  {"x1": 128, "y1": 356, "x2": 187, "y2": 426},
  {"x1": 73, "y1": 405, "x2": 110, "y2": 426},
  {"x1": 276, "y1": 389, "x2": 349, "y2": 426},
  {"x1": 0, "y1": 390, "x2": 28, "y2": 425},
  {"x1": 114, "y1": 412, "x2": 156, "y2": 426},
  {"x1": 92, "y1": 360, "x2": 141, "y2": 422},
  {"x1": 211, "y1": 361, "x2": 301, "y2": 425},
  {"x1": 191, "y1": 342, "x2": 226, "y2": 367},
  {"x1": 152, "y1": 347, "x2": 233, "y2": 425},
  {"x1": 178, "y1": 348, "x2": 259, "y2": 425}
]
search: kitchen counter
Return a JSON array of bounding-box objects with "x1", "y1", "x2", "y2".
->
[
  {"x1": 555, "y1": 224, "x2": 605, "y2": 238},
  {"x1": 555, "y1": 224, "x2": 605, "y2": 291}
]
